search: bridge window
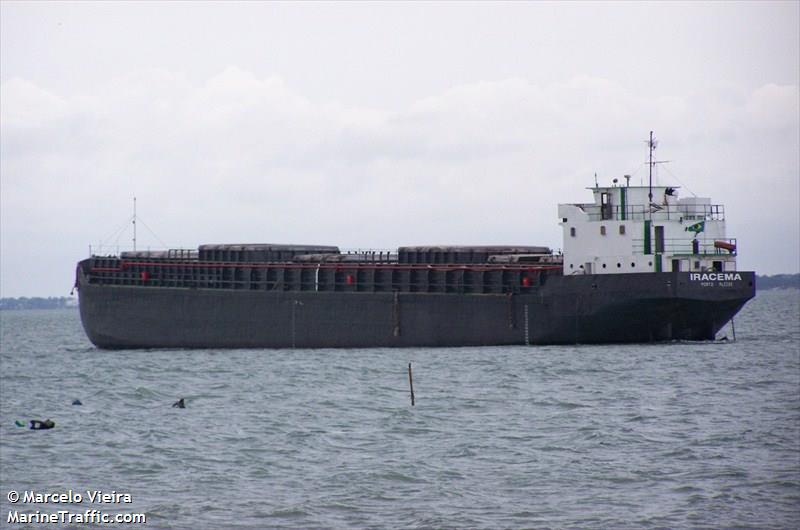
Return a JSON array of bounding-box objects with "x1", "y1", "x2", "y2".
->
[
  {"x1": 619, "y1": 225, "x2": 626, "y2": 235},
  {"x1": 570, "y1": 227, "x2": 576, "y2": 237},
  {"x1": 600, "y1": 226, "x2": 606, "y2": 235}
]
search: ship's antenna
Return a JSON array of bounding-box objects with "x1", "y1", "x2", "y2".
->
[
  {"x1": 594, "y1": 172, "x2": 599, "y2": 188},
  {"x1": 133, "y1": 196, "x2": 137, "y2": 252},
  {"x1": 648, "y1": 131, "x2": 655, "y2": 206},
  {"x1": 645, "y1": 132, "x2": 670, "y2": 212}
]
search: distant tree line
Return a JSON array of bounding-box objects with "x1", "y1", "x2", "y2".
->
[
  {"x1": 0, "y1": 297, "x2": 77, "y2": 310},
  {"x1": 756, "y1": 274, "x2": 800, "y2": 290}
]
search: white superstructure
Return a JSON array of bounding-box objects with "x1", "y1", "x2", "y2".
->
[{"x1": 557, "y1": 134, "x2": 738, "y2": 275}]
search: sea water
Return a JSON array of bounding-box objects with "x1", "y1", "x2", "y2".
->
[{"x1": 1, "y1": 289, "x2": 798, "y2": 529}]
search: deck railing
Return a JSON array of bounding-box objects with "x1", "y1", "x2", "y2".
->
[
  {"x1": 582, "y1": 203, "x2": 725, "y2": 222},
  {"x1": 631, "y1": 238, "x2": 737, "y2": 256},
  {"x1": 83, "y1": 257, "x2": 562, "y2": 295}
]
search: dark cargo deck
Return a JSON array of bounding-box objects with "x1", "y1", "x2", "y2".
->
[{"x1": 82, "y1": 258, "x2": 563, "y2": 295}]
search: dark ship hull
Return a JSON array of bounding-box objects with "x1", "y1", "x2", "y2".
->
[{"x1": 77, "y1": 265, "x2": 754, "y2": 349}]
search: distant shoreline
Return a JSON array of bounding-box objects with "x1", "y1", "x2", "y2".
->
[
  {"x1": 0, "y1": 297, "x2": 78, "y2": 311},
  {"x1": 754, "y1": 273, "x2": 800, "y2": 290},
  {"x1": 2, "y1": 274, "x2": 797, "y2": 310}
]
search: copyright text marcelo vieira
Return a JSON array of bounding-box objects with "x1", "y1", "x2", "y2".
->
[{"x1": 7, "y1": 489, "x2": 146, "y2": 525}]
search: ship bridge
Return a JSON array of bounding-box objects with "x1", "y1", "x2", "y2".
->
[{"x1": 558, "y1": 183, "x2": 737, "y2": 275}]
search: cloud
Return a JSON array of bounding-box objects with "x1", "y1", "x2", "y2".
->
[
  {"x1": 0, "y1": 77, "x2": 68, "y2": 126},
  {"x1": 1, "y1": 69, "x2": 798, "y2": 296},
  {"x1": 745, "y1": 83, "x2": 800, "y2": 130}
]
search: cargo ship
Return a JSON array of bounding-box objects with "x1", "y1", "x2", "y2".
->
[{"x1": 76, "y1": 135, "x2": 755, "y2": 349}]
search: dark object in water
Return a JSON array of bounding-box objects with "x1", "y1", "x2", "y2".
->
[
  {"x1": 172, "y1": 398, "x2": 185, "y2": 409},
  {"x1": 30, "y1": 419, "x2": 55, "y2": 430},
  {"x1": 72, "y1": 399, "x2": 83, "y2": 406},
  {"x1": 408, "y1": 362, "x2": 415, "y2": 407}
]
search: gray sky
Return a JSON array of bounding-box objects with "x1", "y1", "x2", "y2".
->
[{"x1": 1, "y1": 1, "x2": 798, "y2": 297}]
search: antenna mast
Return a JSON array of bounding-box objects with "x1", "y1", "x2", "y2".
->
[
  {"x1": 648, "y1": 131, "x2": 655, "y2": 205},
  {"x1": 133, "y1": 196, "x2": 137, "y2": 252}
]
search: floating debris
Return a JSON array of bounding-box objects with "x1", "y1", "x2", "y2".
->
[{"x1": 29, "y1": 419, "x2": 55, "y2": 430}]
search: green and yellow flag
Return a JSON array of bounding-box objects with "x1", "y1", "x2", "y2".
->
[{"x1": 685, "y1": 221, "x2": 705, "y2": 234}]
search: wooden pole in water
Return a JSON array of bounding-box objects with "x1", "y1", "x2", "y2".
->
[{"x1": 408, "y1": 362, "x2": 415, "y2": 407}]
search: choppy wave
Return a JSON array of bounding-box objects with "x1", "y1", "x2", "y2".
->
[{"x1": 1, "y1": 290, "x2": 798, "y2": 529}]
